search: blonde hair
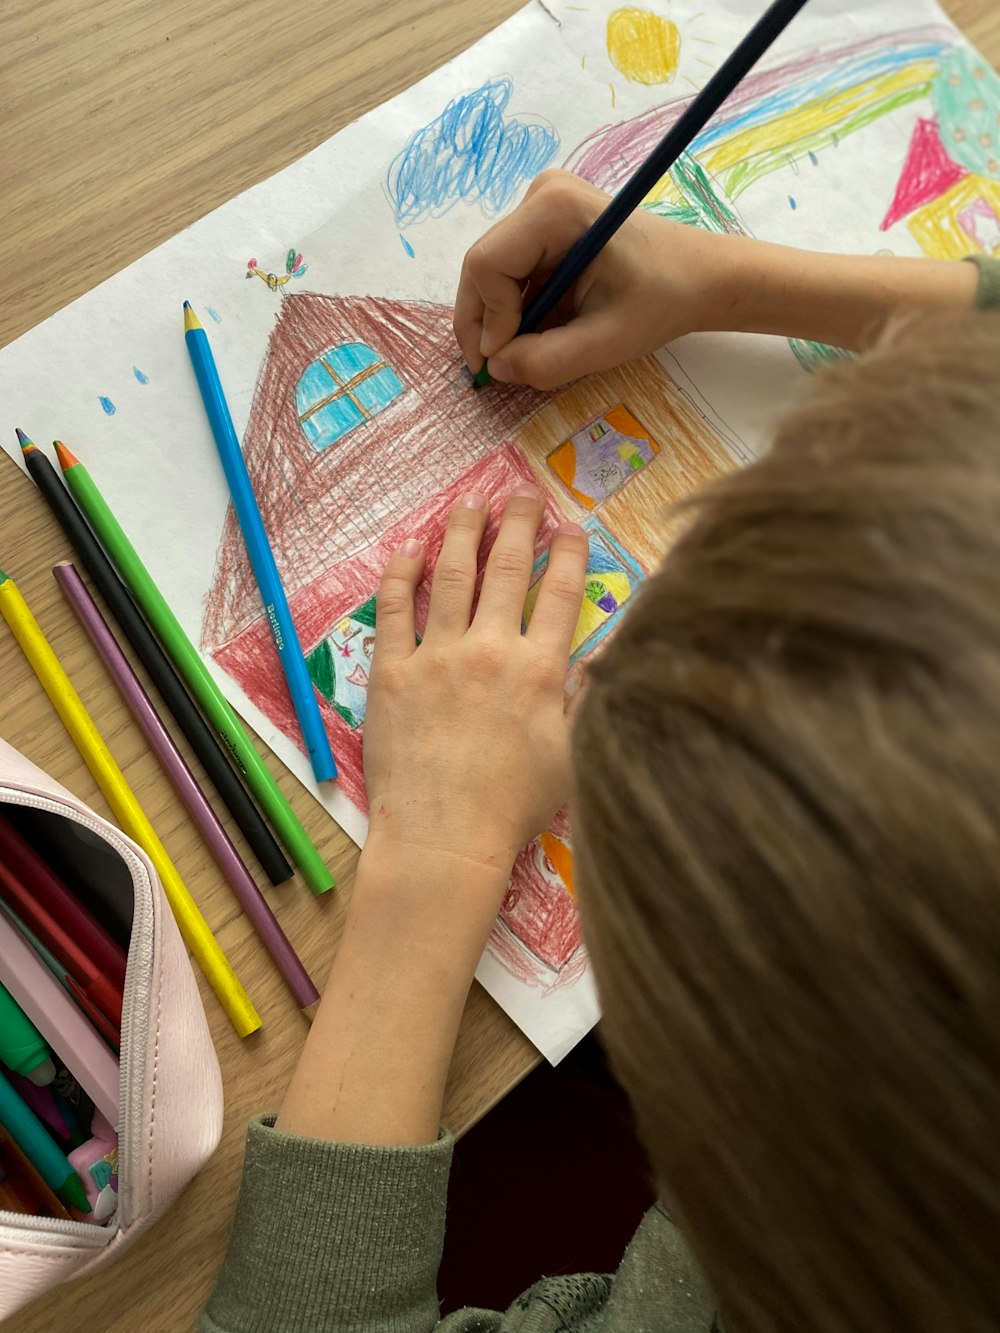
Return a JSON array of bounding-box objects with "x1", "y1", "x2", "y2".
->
[{"x1": 573, "y1": 312, "x2": 1000, "y2": 1331}]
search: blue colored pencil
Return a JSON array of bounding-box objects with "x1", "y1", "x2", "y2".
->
[{"x1": 183, "y1": 302, "x2": 338, "y2": 783}]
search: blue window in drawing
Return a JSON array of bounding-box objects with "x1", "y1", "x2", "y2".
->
[{"x1": 296, "y1": 342, "x2": 404, "y2": 450}]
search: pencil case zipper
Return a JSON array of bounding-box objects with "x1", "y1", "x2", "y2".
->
[{"x1": 0, "y1": 786, "x2": 153, "y2": 1248}]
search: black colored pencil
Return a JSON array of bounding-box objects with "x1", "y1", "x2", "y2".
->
[
  {"x1": 16, "y1": 431, "x2": 294, "y2": 886},
  {"x1": 474, "y1": 0, "x2": 810, "y2": 385}
]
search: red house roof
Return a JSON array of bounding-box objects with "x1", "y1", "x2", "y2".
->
[{"x1": 203, "y1": 292, "x2": 548, "y2": 649}]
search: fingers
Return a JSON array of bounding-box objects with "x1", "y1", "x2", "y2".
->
[
  {"x1": 487, "y1": 309, "x2": 628, "y2": 391},
  {"x1": 373, "y1": 538, "x2": 425, "y2": 666},
  {"x1": 424, "y1": 492, "x2": 491, "y2": 641},
  {"x1": 453, "y1": 172, "x2": 608, "y2": 369},
  {"x1": 475, "y1": 484, "x2": 546, "y2": 632},
  {"x1": 453, "y1": 259, "x2": 488, "y2": 371},
  {"x1": 525, "y1": 523, "x2": 589, "y2": 655}
]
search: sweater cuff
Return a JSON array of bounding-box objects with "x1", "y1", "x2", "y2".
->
[
  {"x1": 964, "y1": 254, "x2": 1000, "y2": 311},
  {"x1": 201, "y1": 1114, "x2": 454, "y2": 1333}
]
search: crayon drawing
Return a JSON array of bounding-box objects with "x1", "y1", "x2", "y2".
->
[
  {"x1": 202, "y1": 18, "x2": 1000, "y2": 1057},
  {"x1": 386, "y1": 78, "x2": 560, "y2": 231},
  {"x1": 4, "y1": 1, "x2": 998, "y2": 1060},
  {"x1": 201, "y1": 290, "x2": 732, "y2": 1034},
  {"x1": 606, "y1": 7, "x2": 682, "y2": 86},
  {"x1": 246, "y1": 250, "x2": 308, "y2": 294},
  {"x1": 546, "y1": 404, "x2": 660, "y2": 509}
]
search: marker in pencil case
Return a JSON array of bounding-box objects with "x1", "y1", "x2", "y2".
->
[
  {"x1": 0, "y1": 901, "x2": 122, "y2": 1049},
  {"x1": 0, "y1": 1125, "x2": 73, "y2": 1221},
  {"x1": 6, "y1": 1072, "x2": 87, "y2": 1150},
  {"x1": 0, "y1": 906, "x2": 121, "y2": 1126},
  {"x1": 0, "y1": 1069, "x2": 90, "y2": 1214},
  {"x1": 0, "y1": 811, "x2": 126, "y2": 1032},
  {"x1": 0, "y1": 981, "x2": 56, "y2": 1086}
]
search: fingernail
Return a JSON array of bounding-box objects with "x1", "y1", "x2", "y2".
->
[
  {"x1": 513, "y1": 483, "x2": 542, "y2": 500},
  {"x1": 459, "y1": 491, "x2": 488, "y2": 510},
  {"x1": 555, "y1": 521, "x2": 585, "y2": 536},
  {"x1": 400, "y1": 538, "x2": 423, "y2": 558},
  {"x1": 488, "y1": 357, "x2": 512, "y2": 382}
]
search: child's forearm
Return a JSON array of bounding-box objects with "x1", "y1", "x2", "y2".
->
[
  {"x1": 276, "y1": 841, "x2": 510, "y2": 1146},
  {"x1": 698, "y1": 236, "x2": 979, "y2": 350}
]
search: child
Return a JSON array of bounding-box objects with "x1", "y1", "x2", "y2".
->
[
  {"x1": 453, "y1": 169, "x2": 993, "y2": 388},
  {"x1": 200, "y1": 178, "x2": 1000, "y2": 1332}
]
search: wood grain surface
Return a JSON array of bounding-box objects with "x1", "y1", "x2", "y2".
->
[{"x1": 1, "y1": 1, "x2": 997, "y2": 1327}]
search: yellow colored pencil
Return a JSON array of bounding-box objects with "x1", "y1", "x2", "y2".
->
[{"x1": 0, "y1": 567, "x2": 261, "y2": 1038}]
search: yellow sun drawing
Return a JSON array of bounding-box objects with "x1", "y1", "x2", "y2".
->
[{"x1": 606, "y1": 7, "x2": 682, "y2": 86}]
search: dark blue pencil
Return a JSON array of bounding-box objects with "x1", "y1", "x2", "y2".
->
[{"x1": 473, "y1": 0, "x2": 810, "y2": 386}]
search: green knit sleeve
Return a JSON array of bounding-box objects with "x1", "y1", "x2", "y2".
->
[
  {"x1": 197, "y1": 1118, "x2": 720, "y2": 1333},
  {"x1": 965, "y1": 255, "x2": 1000, "y2": 310},
  {"x1": 198, "y1": 1115, "x2": 454, "y2": 1333}
]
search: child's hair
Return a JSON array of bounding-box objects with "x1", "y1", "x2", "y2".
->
[{"x1": 573, "y1": 311, "x2": 1000, "y2": 1332}]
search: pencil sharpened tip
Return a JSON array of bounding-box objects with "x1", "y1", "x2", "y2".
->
[
  {"x1": 183, "y1": 301, "x2": 202, "y2": 333},
  {"x1": 14, "y1": 427, "x2": 30, "y2": 446},
  {"x1": 472, "y1": 364, "x2": 491, "y2": 389},
  {"x1": 53, "y1": 440, "x2": 80, "y2": 471}
]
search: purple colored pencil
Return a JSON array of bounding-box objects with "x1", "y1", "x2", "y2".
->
[{"x1": 54, "y1": 563, "x2": 319, "y2": 1010}]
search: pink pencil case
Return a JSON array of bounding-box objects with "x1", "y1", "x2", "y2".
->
[{"x1": 0, "y1": 737, "x2": 223, "y2": 1319}]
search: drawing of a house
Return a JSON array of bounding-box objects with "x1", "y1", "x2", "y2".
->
[
  {"x1": 203, "y1": 290, "x2": 732, "y2": 984},
  {"x1": 880, "y1": 115, "x2": 1000, "y2": 260},
  {"x1": 202, "y1": 292, "x2": 549, "y2": 652}
]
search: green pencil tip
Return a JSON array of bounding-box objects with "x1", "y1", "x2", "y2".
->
[
  {"x1": 472, "y1": 364, "x2": 491, "y2": 389},
  {"x1": 0, "y1": 569, "x2": 8, "y2": 585},
  {"x1": 59, "y1": 1172, "x2": 92, "y2": 1214}
]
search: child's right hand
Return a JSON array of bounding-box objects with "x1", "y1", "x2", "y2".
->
[{"x1": 453, "y1": 168, "x2": 725, "y2": 389}]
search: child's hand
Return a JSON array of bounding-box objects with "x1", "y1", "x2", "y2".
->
[
  {"x1": 453, "y1": 168, "x2": 722, "y2": 389},
  {"x1": 363, "y1": 485, "x2": 588, "y2": 880}
]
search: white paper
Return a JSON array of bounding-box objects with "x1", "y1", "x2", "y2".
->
[{"x1": 1, "y1": 0, "x2": 996, "y2": 1062}]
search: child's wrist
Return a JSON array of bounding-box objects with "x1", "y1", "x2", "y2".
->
[
  {"x1": 353, "y1": 835, "x2": 513, "y2": 963},
  {"x1": 680, "y1": 231, "x2": 763, "y2": 336}
]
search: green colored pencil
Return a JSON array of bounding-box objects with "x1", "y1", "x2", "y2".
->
[{"x1": 54, "y1": 441, "x2": 333, "y2": 895}]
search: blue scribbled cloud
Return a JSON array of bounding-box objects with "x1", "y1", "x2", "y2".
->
[{"x1": 387, "y1": 78, "x2": 559, "y2": 228}]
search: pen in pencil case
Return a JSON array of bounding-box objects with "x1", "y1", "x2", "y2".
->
[
  {"x1": 0, "y1": 981, "x2": 56, "y2": 1086},
  {"x1": 0, "y1": 812, "x2": 126, "y2": 1032},
  {"x1": 6, "y1": 1072, "x2": 86, "y2": 1151},
  {"x1": 0, "y1": 1069, "x2": 90, "y2": 1214},
  {"x1": 0, "y1": 566, "x2": 261, "y2": 1038},
  {"x1": 0, "y1": 901, "x2": 122, "y2": 1049},
  {"x1": 0, "y1": 902, "x2": 120, "y2": 1125},
  {"x1": 0, "y1": 1125, "x2": 72, "y2": 1221},
  {"x1": 183, "y1": 301, "x2": 339, "y2": 787}
]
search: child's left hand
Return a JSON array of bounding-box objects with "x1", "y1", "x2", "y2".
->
[
  {"x1": 363, "y1": 484, "x2": 588, "y2": 884},
  {"x1": 278, "y1": 486, "x2": 587, "y2": 1148}
]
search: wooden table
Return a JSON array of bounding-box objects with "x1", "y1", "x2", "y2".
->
[{"x1": 2, "y1": 0, "x2": 998, "y2": 1327}]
